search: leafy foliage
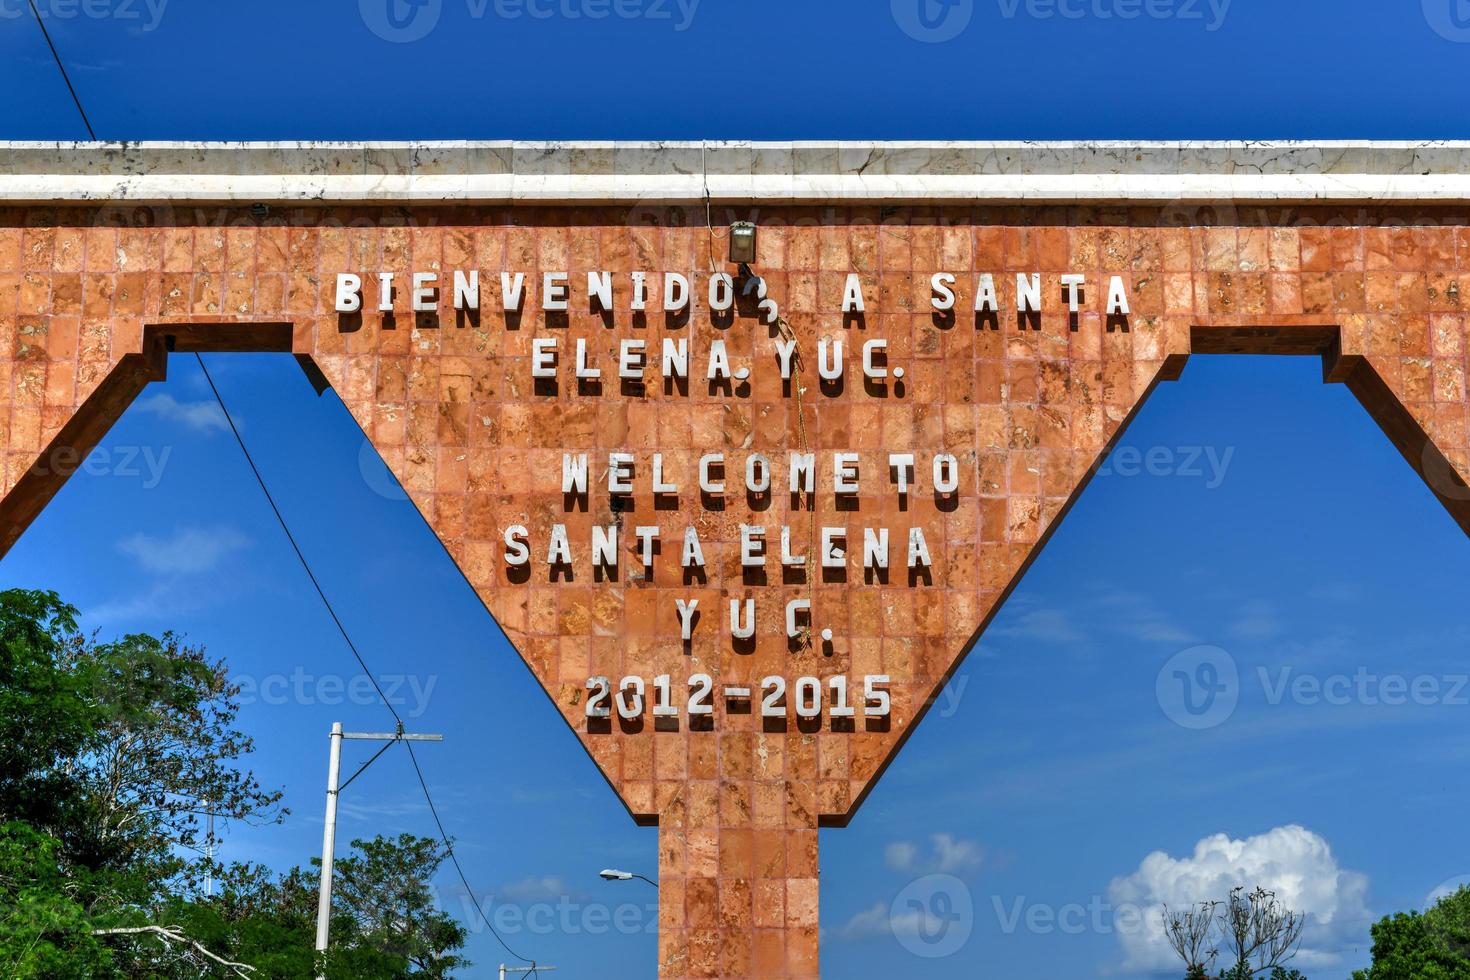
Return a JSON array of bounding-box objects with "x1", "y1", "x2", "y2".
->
[
  {"x1": 0, "y1": 590, "x2": 98, "y2": 830},
  {"x1": 0, "y1": 588, "x2": 468, "y2": 977},
  {"x1": 0, "y1": 822, "x2": 115, "y2": 978},
  {"x1": 0, "y1": 588, "x2": 284, "y2": 890},
  {"x1": 128, "y1": 839, "x2": 468, "y2": 979},
  {"x1": 327, "y1": 834, "x2": 470, "y2": 977},
  {"x1": 1352, "y1": 886, "x2": 1470, "y2": 980}
]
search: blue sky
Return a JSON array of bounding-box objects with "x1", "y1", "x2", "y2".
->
[
  {"x1": 4, "y1": 0, "x2": 1470, "y2": 140},
  {"x1": 5, "y1": 2, "x2": 1470, "y2": 977}
]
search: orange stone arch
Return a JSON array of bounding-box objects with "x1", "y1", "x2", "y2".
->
[{"x1": 2, "y1": 202, "x2": 1467, "y2": 979}]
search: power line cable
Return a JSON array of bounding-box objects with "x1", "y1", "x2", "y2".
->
[
  {"x1": 194, "y1": 353, "x2": 401, "y2": 723},
  {"x1": 25, "y1": 0, "x2": 97, "y2": 140},
  {"x1": 404, "y1": 739, "x2": 539, "y2": 978},
  {"x1": 194, "y1": 353, "x2": 539, "y2": 975},
  {"x1": 31, "y1": 2, "x2": 538, "y2": 967}
]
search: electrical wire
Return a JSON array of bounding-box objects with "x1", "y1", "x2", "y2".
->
[
  {"x1": 404, "y1": 739, "x2": 539, "y2": 978},
  {"x1": 194, "y1": 353, "x2": 539, "y2": 976},
  {"x1": 336, "y1": 736, "x2": 397, "y2": 795},
  {"x1": 701, "y1": 140, "x2": 719, "y2": 274},
  {"x1": 25, "y1": 0, "x2": 97, "y2": 140},
  {"x1": 194, "y1": 354, "x2": 402, "y2": 724},
  {"x1": 33, "y1": 0, "x2": 539, "y2": 961}
]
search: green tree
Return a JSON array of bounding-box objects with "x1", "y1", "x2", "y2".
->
[
  {"x1": 0, "y1": 588, "x2": 469, "y2": 978},
  {"x1": 1211, "y1": 964, "x2": 1307, "y2": 979},
  {"x1": 0, "y1": 587, "x2": 285, "y2": 974},
  {"x1": 136, "y1": 837, "x2": 469, "y2": 979},
  {"x1": 0, "y1": 591, "x2": 100, "y2": 830},
  {"x1": 0, "y1": 589, "x2": 284, "y2": 898},
  {"x1": 118, "y1": 863, "x2": 318, "y2": 978},
  {"x1": 1352, "y1": 886, "x2": 1470, "y2": 980},
  {"x1": 0, "y1": 822, "x2": 115, "y2": 978},
  {"x1": 326, "y1": 834, "x2": 470, "y2": 977},
  {"x1": 58, "y1": 624, "x2": 286, "y2": 884}
]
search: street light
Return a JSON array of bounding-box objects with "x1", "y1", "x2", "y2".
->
[
  {"x1": 599, "y1": 868, "x2": 658, "y2": 887},
  {"x1": 728, "y1": 221, "x2": 757, "y2": 265}
]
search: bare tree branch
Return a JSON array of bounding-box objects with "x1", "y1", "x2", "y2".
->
[
  {"x1": 1157, "y1": 885, "x2": 1306, "y2": 978},
  {"x1": 1218, "y1": 886, "x2": 1305, "y2": 977},
  {"x1": 92, "y1": 925, "x2": 257, "y2": 978},
  {"x1": 1163, "y1": 901, "x2": 1220, "y2": 972}
]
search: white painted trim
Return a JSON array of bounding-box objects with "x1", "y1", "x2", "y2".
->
[{"x1": 4, "y1": 142, "x2": 1470, "y2": 205}]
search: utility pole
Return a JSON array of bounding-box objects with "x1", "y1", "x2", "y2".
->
[
  {"x1": 314, "y1": 721, "x2": 444, "y2": 977},
  {"x1": 500, "y1": 965, "x2": 556, "y2": 979},
  {"x1": 204, "y1": 811, "x2": 215, "y2": 898}
]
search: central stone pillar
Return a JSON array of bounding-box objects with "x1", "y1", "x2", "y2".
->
[{"x1": 655, "y1": 746, "x2": 820, "y2": 979}]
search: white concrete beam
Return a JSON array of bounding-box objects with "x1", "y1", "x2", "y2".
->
[{"x1": 3, "y1": 141, "x2": 1469, "y2": 205}]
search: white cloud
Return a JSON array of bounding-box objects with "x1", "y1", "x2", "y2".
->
[
  {"x1": 136, "y1": 393, "x2": 229, "y2": 434},
  {"x1": 336, "y1": 797, "x2": 430, "y2": 822},
  {"x1": 932, "y1": 833, "x2": 984, "y2": 873},
  {"x1": 833, "y1": 900, "x2": 961, "y2": 943},
  {"x1": 1089, "y1": 588, "x2": 1194, "y2": 644},
  {"x1": 498, "y1": 876, "x2": 580, "y2": 903},
  {"x1": 87, "y1": 580, "x2": 187, "y2": 625},
  {"x1": 990, "y1": 589, "x2": 1193, "y2": 648},
  {"x1": 884, "y1": 841, "x2": 918, "y2": 872},
  {"x1": 882, "y1": 834, "x2": 984, "y2": 875},
  {"x1": 1230, "y1": 599, "x2": 1282, "y2": 640},
  {"x1": 1308, "y1": 582, "x2": 1363, "y2": 603},
  {"x1": 833, "y1": 902, "x2": 892, "y2": 940},
  {"x1": 991, "y1": 607, "x2": 1084, "y2": 644},
  {"x1": 118, "y1": 525, "x2": 250, "y2": 575},
  {"x1": 1108, "y1": 825, "x2": 1372, "y2": 974}
]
